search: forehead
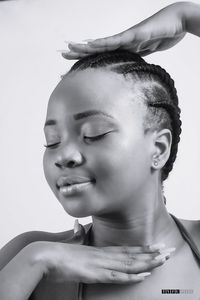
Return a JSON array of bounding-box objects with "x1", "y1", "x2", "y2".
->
[{"x1": 47, "y1": 69, "x2": 147, "y2": 121}]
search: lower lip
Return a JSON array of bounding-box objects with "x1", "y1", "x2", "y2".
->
[{"x1": 59, "y1": 181, "x2": 93, "y2": 196}]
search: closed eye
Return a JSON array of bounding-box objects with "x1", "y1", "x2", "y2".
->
[
  {"x1": 44, "y1": 131, "x2": 114, "y2": 148},
  {"x1": 44, "y1": 142, "x2": 60, "y2": 148},
  {"x1": 84, "y1": 131, "x2": 112, "y2": 142}
]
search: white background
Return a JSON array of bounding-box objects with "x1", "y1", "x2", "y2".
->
[{"x1": 0, "y1": 0, "x2": 200, "y2": 248}]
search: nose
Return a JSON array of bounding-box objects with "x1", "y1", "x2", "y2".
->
[{"x1": 55, "y1": 144, "x2": 84, "y2": 169}]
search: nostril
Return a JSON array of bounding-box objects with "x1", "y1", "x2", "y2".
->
[
  {"x1": 91, "y1": 178, "x2": 96, "y2": 184},
  {"x1": 55, "y1": 153, "x2": 85, "y2": 169},
  {"x1": 67, "y1": 160, "x2": 77, "y2": 168},
  {"x1": 55, "y1": 160, "x2": 76, "y2": 168},
  {"x1": 55, "y1": 162, "x2": 61, "y2": 168}
]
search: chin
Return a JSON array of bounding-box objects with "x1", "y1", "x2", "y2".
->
[{"x1": 61, "y1": 202, "x2": 92, "y2": 218}]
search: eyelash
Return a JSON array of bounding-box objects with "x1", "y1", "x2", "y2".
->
[
  {"x1": 44, "y1": 132, "x2": 111, "y2": 148},
  {"x1": 84, "y1": 132, "x2": 109, "y2": 142},
  {"x1": 44, "y1": 142, "x2": 60, "y2": 149}
]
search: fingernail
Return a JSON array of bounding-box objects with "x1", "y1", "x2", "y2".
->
[
  {"x1": 61, "y1": 52, "x2": 74, "y2": 58},
  {"x1": 155, "y1": 253, "x2": 170, "y2": 261},
  {"x1": 64, "y1": 41, "x2": 78, "y2": 49},
  {"x1": 148, "y1": 243, "x2": 166, "y2": 251},
  {"x1": 88, "y1": 41, "x2": 97, "y2": 46},
  {"x1": 82, "y1": 39, "x2": 95, "y2": 42},
  {"x1": 159, "y1": 247, "x2": 176, "y2": 254},
  {"x1": 69, "y1": 42, "x2": 77, "y2": 46},
  {"x1": 57, "y1": 49, "x2": 71, "y2": 53},
  {"x1": 74, "y1": 219, "x2": 80, "y2": 234},
  {"x1": 137, "y1": 272, "x2": 151, "y2": 277},
  {"x1": 64, "y1": 40, "x2": 79, "y2": 45}
]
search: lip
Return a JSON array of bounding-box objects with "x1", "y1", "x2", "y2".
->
[
  {"x1": 57, "y1": 175, "x2": 95, "y2": 188},
  {"x1": 56, "y1": 175, "x2": 95, "y2": 196},
  {"x1": 59, "y1": 181, "x2": 93, "y2": 196}
]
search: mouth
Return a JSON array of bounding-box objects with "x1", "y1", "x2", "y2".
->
[
  {"x1": 56, "y1": 176, "x2": 96, "y2": 197},
  {"x1": 59, "y1": 181, "x2": 93, "y2": 196}
]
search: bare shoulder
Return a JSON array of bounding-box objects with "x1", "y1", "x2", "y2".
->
[
  {"x1": 178, "y1": 217, "x2": 200, "y2": 249},
  {"x1": 0, "y1": 227, "x2": 74, "y2": 271}
]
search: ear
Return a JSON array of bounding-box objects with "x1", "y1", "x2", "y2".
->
[{"x1": 151, "y1": 129, "x2": 172, "y2": 170}]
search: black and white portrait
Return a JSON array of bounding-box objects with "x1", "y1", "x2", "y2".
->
[{"x1": 0, "y1": 0, "x2": 200, "y2": 299}]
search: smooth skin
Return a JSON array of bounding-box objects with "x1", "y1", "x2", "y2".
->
[
  {"x1": 0, "y1": 72, "x2": 176, "y2": 300},
  {"x1": 0, "y1": 1, "x2": 200, "y2": 300},
  {"x1": 41, "y1": 68, "x2": 200, "y2": 299},
  {"x1": 62, "y1": 1, "x2": 200, "y2": 59},
  {"x1": 0, "y1": 223, "x2": 170, "y2": 300}
]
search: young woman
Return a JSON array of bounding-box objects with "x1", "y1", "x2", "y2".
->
[{"x1": 0, "y1": 2, "x2": 200, "y2": 299}]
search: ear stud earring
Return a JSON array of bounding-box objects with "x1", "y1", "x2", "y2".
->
[
  {"x1": 153, "y1": 160, "x2": 158, "y2": 166},
  {"x1": 153, "y1": 155, "x2": 159, "y2": 167}
]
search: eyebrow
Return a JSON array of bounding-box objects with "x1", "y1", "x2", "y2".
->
[
  {"x1": 44, "y1": 110, "x2": 114, "y2": 128},
  {"x1": 73, "y1": 110, "x2": 114, "y2": 121}
]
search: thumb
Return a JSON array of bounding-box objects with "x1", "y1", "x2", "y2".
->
[
  {"x1": 72, "y1": 220, "x2": 86, "y2": 244},
  {"x1": 63, "y1": 219, "x2": 86, "y2": 245}
]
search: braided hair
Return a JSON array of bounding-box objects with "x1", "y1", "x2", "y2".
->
[{"x1": 64, "y1": 50, "x2": 182, "y2": 185}]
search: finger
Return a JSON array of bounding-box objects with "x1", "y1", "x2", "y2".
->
[
  {"x1": 68, "y1": 43, "x2": 93, "y2": 53},
  {"x1": 101, "y1": 244, "x2": 166, "y2": 255},
  {"x1": 61, "y1": 51, "x2": 89, "y2": 60},
  {"x1": 122, "y1": 47, "x2": 154, "y2": 57},
  {"x1": 63, "y1": 223, "x2": 86, "y2": 244},
  {"x1": 61, "y1": 48, "x2": 152, "y2": 61},
  {"x1": 138, "y1": 49, "x2": 154, "y2": 57},
  {"x1": 104, "y1": 253, "x2": 170, "y2": 274},
  {"x1": 61, "y1": 45, "x2": 121, "y2": 60},
  {"x1": 100, "y1": 250, "x2": 156, "y2": 262},
  {"x1": 68, "y1": 42, "x2": 120, "y2": 54},
  {"x1": 99, "y1": 269, "x2": 150, "y2": 284},
  {"x1": 72, "y1": 223, "x2": 86, "y2": 245},
  {"x1": 88, "y1": 30, "x2": 132, "y2": 49},
  {"x1": 100, "y1": 246, "x2": 175, "y2": 266}
]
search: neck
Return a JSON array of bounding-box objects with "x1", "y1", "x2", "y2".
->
[{"x1": 89, "y1": 189, "x2": 183, "y2": 250}]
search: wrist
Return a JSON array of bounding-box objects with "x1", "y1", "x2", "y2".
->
[
  {"x1": 167, "y1": 2, "x2": 191, "y2": 32},
  {"x1": 179, "y1": 2, "x2": 200, "y2": 35},
  {"x1": 26, "y1": 241, "x2": 54, "y2": 277}
]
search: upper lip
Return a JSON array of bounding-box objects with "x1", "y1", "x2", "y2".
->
[{"x1": 57, "y1": 175, "x2": 95, "y2": 188}]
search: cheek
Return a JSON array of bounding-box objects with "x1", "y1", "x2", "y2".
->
[
  {"x1": 43, "y1": 152, "x2": 58, "y2": 195},
  {"x1": 93, "y1": 138, "x2": 149, "y2": 192},
  {"x1": 43, "y1": 151, "x2": 50, "y2": 181}
]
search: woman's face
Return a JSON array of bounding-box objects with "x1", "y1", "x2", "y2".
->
[{"x1": 43, "y1": 69, "x2": 155, "y2": 218}]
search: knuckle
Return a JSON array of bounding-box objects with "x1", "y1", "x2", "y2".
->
[
  {"x1": 130, "y1": 260, "x2": 149, "y2": 273},
  {"x1": 128, "y1": 253, "x2": 137, "y2": 260},
  {"x1": 127, "y1": 273, "x2": 134, "y2": 282},
  {"x1": 143, "y1": 259, "x2": 159, "y2": 271},
  {"x1": 98, "y1": 248, "x2": 110, "y2": 260},
  {"x1": 121, "y1": 246, "x2": 129, "y2": 255},
  {"x1": 143, "y1": 245, "x2": 152, "y2": 252},
  {"x1": 123, "y1": 259, "x2": 135, "y2": 272},
  {"x1": 125, "y1": 273, "x2": 140, "y2": 283},
  {"x1": 153, "y1": 258, "x2": 166, "y2": 266},
  {"x1": 109, "y1": 270, "x2": 118, "y2": 282},
  {"x1": 123, "y1": 259, "x2": 133, "y2": 269}
]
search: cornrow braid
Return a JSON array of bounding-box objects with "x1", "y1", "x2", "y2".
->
[
  {"x1": 111, "y1": 62, "x2": 182, "y2": 181},
  {"x1": 69, "y1": 50, "x2": 145, "y2": 72},
  {"x1": 148, "y1": 101, "x2": 182, "y2": 181},
  {"x1": 66, "y1": 50, "x2": 182, "y2": 182},
  {"x1": 117, "y1": 62, "x2": 179, "y2": 106}
]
